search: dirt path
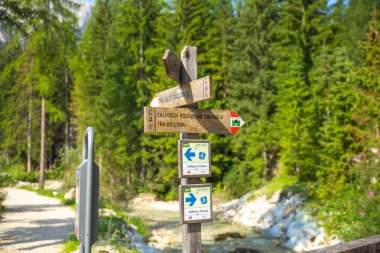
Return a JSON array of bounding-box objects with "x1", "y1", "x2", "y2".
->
[{"x1": 0, "y1": 188, "x2": 75, "y2": 253}]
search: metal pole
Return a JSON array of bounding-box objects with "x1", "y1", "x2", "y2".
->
[{"x1": 83, "y1": 127, "x2": 94, "y2": 253}]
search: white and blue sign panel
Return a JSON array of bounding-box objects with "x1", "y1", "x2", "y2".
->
[
  {"x1": 180, "y1": 184, "x2": 213, "y2": 224},
  {"x1": 178, "y1": 139, "x2": 211, "y2": 178}
]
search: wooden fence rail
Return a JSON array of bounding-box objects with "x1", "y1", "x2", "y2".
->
[{"x1": 307, "y1": 235, "x2": 380, "y2": 253}]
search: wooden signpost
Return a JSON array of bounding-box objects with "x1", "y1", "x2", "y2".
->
[
  {"x1": 144, "y1": 46, "x2": 245, "y2": 253},
  {"x1": 150, "y1": 76, "x2": 212, "y2": 108},
  {"x1": 144, "y1": 107, "x2": 245, "y2": 134}
]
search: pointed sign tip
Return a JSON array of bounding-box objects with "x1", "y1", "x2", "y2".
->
[{"x1": 150, "y1": 98, "x2": 159, "y2": 107}]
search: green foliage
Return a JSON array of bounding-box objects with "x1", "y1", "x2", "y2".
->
[
  {"x1": 2, "y1": 0, "x2": 380, "y2": 242},
  {"x1": 313, "y1": 154, "x2": 380, "y2": 241},
  {"x1": 0, "y1": 190, "x2": 5, "y2": 216}
]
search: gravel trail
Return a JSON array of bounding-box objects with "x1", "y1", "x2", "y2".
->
[{"x1": 0, "y1": 188, "x2": 75, "y2": 253}]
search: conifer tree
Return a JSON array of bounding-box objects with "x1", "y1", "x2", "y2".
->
[
  {"x1": 226, "y1": 0, "x2": 277, "y2": 195},
  {"x1": 272, "y1": 0, "x2": 331, "y2": 181}
]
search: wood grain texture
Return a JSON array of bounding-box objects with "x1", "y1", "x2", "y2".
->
[
  {"x1": 162, "y1": 50, "x2": 182, "y2": 84},
  {"x1": 150, "y1": 76, "x2": 212, "y2": 108},
  {"x1": 143, "y1": 107, "x2": 233, "y2": 134},
  {"x1": 180, "y1": 46, "x2": 202, "y2": 253},
  {"x1": 306, "y1": 235, "x2": 380, "y2": 253}
]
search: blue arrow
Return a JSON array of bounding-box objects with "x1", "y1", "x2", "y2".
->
[
  {"x1": 185, "y1": 193, "x2": 197, "y2": 206},
  {"x1": 184, "y1": 148, "x2": 196, "y2": 161}
]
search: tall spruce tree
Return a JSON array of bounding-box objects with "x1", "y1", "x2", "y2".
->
[
  {"x1": 226, "y1": 0, "x2": 277, "y2": 195},
  {"x1": 272, "y1": 0, "x2": 331, "y2": 181}
]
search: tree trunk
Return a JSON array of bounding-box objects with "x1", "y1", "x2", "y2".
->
[
  {"x1": 27, "y1": 79, "x2": 33, "y2": 172},
  {"x1": 138, "y1": 0, "x2": 146, "y2": 182},
  {"x1": 64, "y1": 68, "x2": 70, "y2": 149},
  {"x1": 39, "y1": 96, "x2": 46, "y2": 189}
]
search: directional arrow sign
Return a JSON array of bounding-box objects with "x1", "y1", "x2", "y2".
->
[
  {"x1": 184, "y1": 148, "x2": 196, "y2": 161},
  {"x1": 178, "y1": 139, "x2": 211, "y2": 178},
  {"x1": 185, "y1": 193, "x2": 197, "y2": 206},
  {"x1": 180, "y1": 184, "x2": 213, "y2": 224},
  {"x1": 144, "y1": 107, "x2": 245, "y2": 134},
  {"x1": 162, "y1": 50, "x2": 182, "y2": 84},
  {"x1": 150, "y1": 76, "x2": 212, "y2": 108}
]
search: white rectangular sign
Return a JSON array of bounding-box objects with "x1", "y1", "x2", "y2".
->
[
  {"x1": 178, "y1": 139, "x2": 211, "y2": 178},
  {"x1": 180, "y1": 184, "x2": 213, "y2": 224}
]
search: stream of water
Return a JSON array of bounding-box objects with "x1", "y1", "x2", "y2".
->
[{"x1": 129, "y1": 202, "x2": 293, "y2": 253}]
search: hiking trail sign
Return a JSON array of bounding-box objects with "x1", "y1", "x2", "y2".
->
[
  {"x1": 180, "y1": 184, "x2": 213, "y2": 224},
  {"x1": 178, "y1": 139, "x2": 211, "y2": 177},
  {"x1": 143, "y1": 46, "x2": 246, "y2": 253},
  {"x1": 144, "y1": 107, "x2": 245, "y2": 134},
  {"x1": 150, "y1": 76, "x2": 212, "y2": 108}
]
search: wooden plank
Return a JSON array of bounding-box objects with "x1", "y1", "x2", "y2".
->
[
  {"x1": 144, "y1": 106, "x2": 245, "y2": 134},
  {"x1": 150, "y1": 76, "x2": 212, "y2": 108},
  {"x1": 306, "y1": 235, "x2": 380, "y2": 253},
  {"x1": 180, "y1": 46, "x2": 201, "y2": 253},
  {"x1": 162, "y1": 50, "x2": 182, "y2": 84}
]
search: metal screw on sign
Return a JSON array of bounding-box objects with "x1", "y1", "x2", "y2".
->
[{"x1": 75, "y1": 127, "x2": 99, "y2": 253}]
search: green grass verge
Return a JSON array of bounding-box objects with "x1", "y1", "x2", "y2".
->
[
  {"x1": 99, "y1": 201, "x2": 149, "y2": 237},
  {"x1": 0, "y1": 191, "x2": 5, "y2": 217},
  {"x1": 20, "y1": 186, "x2": 148, "y2": 252},
  {"x1": 61, "y1": 234, "x2": 79, "y2": 253},
  {"x1": 19, "y1": 186, "x2": 75, "y2": 208}
]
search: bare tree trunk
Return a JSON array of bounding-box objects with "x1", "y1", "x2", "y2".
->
[
  {"x1": 138, "y1": 0, "x2": 146, "y2": 183},
  {"x1": 262, "y1": 145, "x2": 268, "y2": 179},
  {"x1": 27, "y1": 79, "x2": 33, "y2": 172},
  {"x1": 39, "y1": 96, "x2": 46, "y2": 189},
  {"x1": 64, "y1": 68, "x2": 70, "y2": 149}
]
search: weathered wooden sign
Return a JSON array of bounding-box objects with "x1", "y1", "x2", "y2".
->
[
  {"x1": 179, "y1": 184, "x2": 213, "y2": 224},
  {"x1": 162, "y1": 49, "x2": 182, "y2": 84},
  {"x1": 178, "y1": 139, "x2": 211, "y2": 178},
  {"x1": 150, "y1": 76, "x2": 212, "y2": 108},
  {"x1": 144, "y1": 107, "x2": 245, "y2": 134}
]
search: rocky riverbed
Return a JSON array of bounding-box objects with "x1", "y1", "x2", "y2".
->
[
  {"x1": 218, "y1": 191, "x2": 341, "y2": 252},
  {"x1": 128, "y1": 194, "x2": 291, "y2": 253}
]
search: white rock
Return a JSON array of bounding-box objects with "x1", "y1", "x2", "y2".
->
[
  {"x1": 265, "y1": 223, "x2": 283, "y2": 238},
  {"x1": 286, "y1": 220, "x2": 305, "y2": 238},
  {"x1": 270, "y1": 190, "x2": 282, "y2": 204},
  {"x1": 284, "y1": 213, "x2": 295, "y2": 227},
  {"x1": 273, "y1": 206, "x2": 285, "y2": 223},
  {"x1": 313, "y1": 233, "x2": 326, "y2": 247},
  {"x1": 285, "y1": 233, "x2": 309, "y2": 252},
  {"x1": 64, "y1": 188, "x2": 76, "y2": 200},
  {"x1": 44, "y1": 180, "x2": 64, "y2": 190},
  {"x1": 303, "y1": 221, "x2": 321, "y2": 239},
  {"x1": 99, "y1": 208, "x2": 117, "y2": 216}
]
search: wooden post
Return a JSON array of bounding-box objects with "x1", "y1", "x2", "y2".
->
[{"x1": 180, "y1": 46, "x2": 201, "y2": 253}]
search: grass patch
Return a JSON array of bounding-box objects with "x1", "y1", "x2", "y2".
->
[
  {"x1": 61, "y1": 234, "x2": 79, "y2": 253},
  {"x1": 248, "y1": 174, "x2": 299, "y2": 201},
  {"x1": 0, "y1": 191, "x2": 5, "y2": 217},
  {"x1": 20, "y1": 186, "x2": 75, "y2": 209},
  {"x1": 99, "y1": 200, "x2": 149, "y2": 237}
]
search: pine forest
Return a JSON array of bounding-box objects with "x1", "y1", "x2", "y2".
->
[{"x1": 1, "y1": 0, "x2": 380, "y2": 246}]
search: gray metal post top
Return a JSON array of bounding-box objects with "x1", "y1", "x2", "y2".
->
[{"x1": 82, "y1": 127, "x2": 94, "y2": 161}]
